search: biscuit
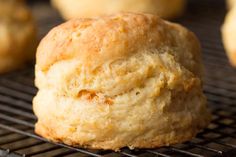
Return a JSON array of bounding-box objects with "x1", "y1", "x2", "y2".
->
[
  {"x1": 33, "y1": 13, "x2": 210, "y2": 151},
  {"x1": 222, "y1": 5, "x2": 236, "y2": 66},
  {"x1": 227, "y1": 0, "x2": 236, "y2": 9},
  {"x1": 0, "y1": 0, "x2": 37, "y2": 73},
  {"x1": 51, "y1": 0, "x2": 186, "y2": 20}
]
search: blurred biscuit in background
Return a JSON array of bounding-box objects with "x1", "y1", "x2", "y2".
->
[
  {"x1": 51, "y1": 0, "x2": 186, "y2": 20},
  {"x1": 222, "y1": 5, "x2": 236, "y2": 66},
  {"x1": 0, "y1": 0, "x2": 37, "y2": 74},
  {"x1": 227, "y1": 0, "x2": 236, "y2": 9}
]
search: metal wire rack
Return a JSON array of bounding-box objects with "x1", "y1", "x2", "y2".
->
[{"x1": 0, "y1": 0, "x2": 236, "y2": 156}]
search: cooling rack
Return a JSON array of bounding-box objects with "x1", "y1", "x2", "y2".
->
[{"x1": 0, "y1": 0, "x2": 236, "y2": 156}]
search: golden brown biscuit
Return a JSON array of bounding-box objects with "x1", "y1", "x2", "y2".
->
[
  {"x1": 33, "y1": 13, "x2": 210, "y2": 151},
  {"x1": 0, "y1": 0, "x2": 37, "y2": 73},
  {"x1": 51, "y1": 0, "x2": 186, "y2": 20},
  {"x1": 222, "y1": 5, "x2": 236, "y2": 66}
]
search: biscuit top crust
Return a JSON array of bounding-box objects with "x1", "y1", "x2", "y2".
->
[{"x1": 36, "y1": 12, "x2": 201, "y2": 76}]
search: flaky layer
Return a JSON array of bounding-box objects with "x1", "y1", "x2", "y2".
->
[
  {"x1": 34, "y1": 49, "x2": 210, "y2": 150},
  {"x1": 34, "y1": 69, "x2": 210, "y2": 150},
  {"x1": 36, "y1": 50, "x2": 200, "y2": 98},
  {"x1": 51, "y1": 0, "x2": 186, "y2": 20}
]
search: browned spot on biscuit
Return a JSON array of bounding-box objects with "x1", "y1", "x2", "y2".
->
[
  {"x1": 104, "y1": 98, "x2": 113, "y2": 105},
  {"x1": 77, "y1": 90, "x2": 113, "y2": 105},
  {"x1": 77, "y1": 90, "x2": 98, "y2": 99}
]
